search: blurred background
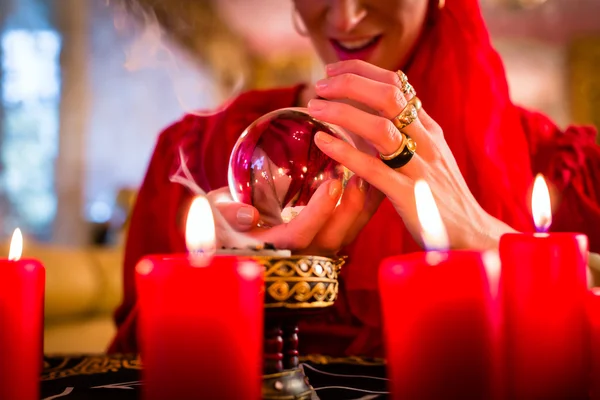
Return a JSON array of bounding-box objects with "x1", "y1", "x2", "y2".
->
[{"x1": 0, "y1": 0, "x2": 598, "y2": 353}]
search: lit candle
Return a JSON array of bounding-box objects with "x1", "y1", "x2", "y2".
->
[
  {"x1": 379, "y1": 181, "x2": 500, "y2": 400},
  {"x1": 137, "y1": 196, "x2": 264, "y2": 400},
  {"x1": 0, "y1": 228, "x2": 45, "y2": 400},
  {"x1": 499, "y1": 174, "x2": 589, "y2": 399}
]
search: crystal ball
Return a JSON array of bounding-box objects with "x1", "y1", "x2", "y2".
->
[{"x1": 228, "y1": 107, "x2": 354, "y2": 226}]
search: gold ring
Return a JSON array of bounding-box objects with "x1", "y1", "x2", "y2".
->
[
  {"x1": 392, "y1": 96, "x2": 422, "y2": 131},
  {"x1": 396, "y1": 70, "x2": 416, "y2": 96},
  {"x1": 380, "y1": 133, "x2": 407, "y2": 160},
  {"x1": 379, "y1": 132, "x2": 417, "y2": 169}
]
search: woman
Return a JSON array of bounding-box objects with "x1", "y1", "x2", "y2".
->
[{"x1": 109, "y1": 0, "x2": 600, "y2": 356}]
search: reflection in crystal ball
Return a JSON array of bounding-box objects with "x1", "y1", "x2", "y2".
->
[{"x1": 228, "y1": 107, "x2": 353, "y2": 226}]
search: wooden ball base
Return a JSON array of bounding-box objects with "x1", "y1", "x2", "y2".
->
[
  {"x1": 253, "y1": 254, "x2": 344, "y2": 400},
  {"x1": 262, "y1": 317, "x2": 318, "y2": 400}
]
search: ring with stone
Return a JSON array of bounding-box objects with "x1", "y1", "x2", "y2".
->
[
  {"x1": 392, "y1": 96, "x2": 422, "y2": 131},
  {"x1": 396, "y1": 70, "x2": 416, "y2": 96},
  {"x1": 379, "y1": 132, "x2": 417, "y2": 169}
]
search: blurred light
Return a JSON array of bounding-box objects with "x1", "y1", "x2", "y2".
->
[
  {"x1": 1, "y1": 27, "x2": 62, "y2": 238},
  {"x1": 89, "y1": 200, "x2": 112, "y2": 223}
]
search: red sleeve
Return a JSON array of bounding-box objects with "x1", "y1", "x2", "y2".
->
[
  {"x1": 107, "y1": 120, "x2": 194, "y2": 353},
  {"x1": 520, "y1": 108, "x2": 600, "y2": 253}
]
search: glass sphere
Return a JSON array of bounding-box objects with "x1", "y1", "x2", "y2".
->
[{"x1": 228, "y1": 107, "x2": 353, "y2": 226}]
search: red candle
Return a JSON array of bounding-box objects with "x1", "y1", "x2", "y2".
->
[
  {"x1": 379, "y1": 181, "x2": 500, "y2": 400},
  {"x1": 137, "y1": 196, "x2": 264, "y2": 400},
  {"x1": 0, "y1": 229, "x2": 45, "y2": 400},
  {"x1": 499, "y1": 174, "x2": 589, "y2": 399},
  {"x1": 588, "y1": 288, "x2": 600, "y2": 400}
]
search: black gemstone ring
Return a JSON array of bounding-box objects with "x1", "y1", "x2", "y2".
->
[{"x1": 379, "y1": 133, "x2": 417, "y2": 169}]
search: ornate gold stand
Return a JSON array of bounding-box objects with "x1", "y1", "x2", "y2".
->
[{"x1": 252, "y1": 256, "x2": 344, "y2": 400}]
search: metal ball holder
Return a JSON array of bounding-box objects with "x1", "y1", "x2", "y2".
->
[{"x1": 251, "y1": 255, "x2": 344, "y2": 400}]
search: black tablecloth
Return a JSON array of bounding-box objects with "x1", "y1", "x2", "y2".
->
[{"x1": 41, "y1": 354, "x2": 388, "y2": 399}]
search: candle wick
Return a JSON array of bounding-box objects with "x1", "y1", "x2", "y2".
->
[
  {"x1": 536, "y1": 216, "x2": 551, "y2": 233},
  {"x1": 425, "y1": 250, "x2": 448, "y2": 266},
  {"x1": 188, "y1": 248, "x2": 215, "y2": 267}
]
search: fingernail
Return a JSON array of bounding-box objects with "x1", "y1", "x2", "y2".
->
[
  {"x1": 329, "y1": 180, "x2": 342, "y2": 199},
  {"x1": 315, "y1": 79, "x2": 329, "y2": 90},
  {"x1": 358, "y1": 178, "x2": 369, "y2": 193},
  {"x1": 326, "y1": 63, "x2": 339, "y2": 74},
  {"x1": 308, "y1": 99, "x2": 326, "y2": 112},
  {"x1": 236, "y1": 206, "x2": 255, "y2": 226},
  {"x1": 315, "y1": 131, "x2": 333, "y2": 144}
]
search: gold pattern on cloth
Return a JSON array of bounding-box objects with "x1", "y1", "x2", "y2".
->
[
  {"x1": 42, "y1": 355, "x2": 142, "y2": 381},
  {"x1": 43, "y1": 357, "x2": 71, "y2": 373},
  {"x1": 299, "y1": 354, "x2": 386, "y2": 366}
]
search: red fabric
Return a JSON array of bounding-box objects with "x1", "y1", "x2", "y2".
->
[{"x1": 108, "y1": 0, "x2": 600, "y2": 356}]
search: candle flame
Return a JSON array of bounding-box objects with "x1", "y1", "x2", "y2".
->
[
  {"x1": 185, "y1": 196, "x2": 216, "y2": 267},
  {"x1": 532, "y1": 174, "x2": 552, "y2": 232},
  {"x1": 415, "y1": 180, "x2": 449, "y2": 251},
  {"x1": 8, "y1": 228, "x2": 23, "y2": 261}
]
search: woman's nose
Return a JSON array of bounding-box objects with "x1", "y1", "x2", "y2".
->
[{"x1": 327, "y1": 0, "x2": 367, "y2": 33}]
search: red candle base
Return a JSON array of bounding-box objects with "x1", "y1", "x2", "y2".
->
[
  {"x1": 588, "y1": 289, "x2": 600, "y2": 400},
  {"x1": 0, "y1": 259, "x2": 45, "y2": 400},
  {"x1": 500, "y1": 233, "x2": 589, "y2": 400},
  {"x1": 379, "y1": 251, "x2": 499, "y2": 400},
  {"x1": 137, "y1": 254, "x2": 264, "y2": 400}
]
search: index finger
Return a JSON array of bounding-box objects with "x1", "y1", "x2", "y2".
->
[
  {"x1": 314, "y1": 131, "x2": 416, "y2": 204},
  {"x1": 326, "y1": 59, "x2": 400, "y2": 86},
  {"x1": 325, "y1": 60, "x2": 439, "y2": 132}
]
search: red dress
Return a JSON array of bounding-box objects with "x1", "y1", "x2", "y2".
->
[{"x1": 108, "y1": 0, "x2": 600, "y2": 356}]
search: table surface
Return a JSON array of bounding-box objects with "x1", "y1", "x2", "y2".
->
[{"x1": 41, "y1": 354, "x2": 388, "y2": 400}]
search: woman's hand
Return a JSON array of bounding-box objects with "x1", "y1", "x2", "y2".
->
[
  {"x1": 308, "y1": 59, "x2": 515, "y2": 250},
  {"x1": 206, "y1": 176, "x2": 383, "y2": 255}
]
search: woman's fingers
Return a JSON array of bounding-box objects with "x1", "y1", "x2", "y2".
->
[
  {"x1": 326, "y1": 59, "x2": 400, "y2": 86},
  {"x1": 308, "y1": 98, "x2": 435, "y2": 162},
  {"x1": 316, "y1": 72, "x2": 406, "y2": 118},
  {"x1": 307, "y1": 175, "x2": 367, "y2": 254},
  {"x1": 323, "y1": 60, "x2": 443, "y2": 139},
  {"x1": 206, "y1": 187, "x2": 258, "y2": 232},
  {"x1": 315, "y1": 60, "x2": 508, "y2": 252},
  {"x1": 314, "y1": 73, "x2": 432, "y2": 146},
  {"x1": 253, "y1": 179, "x2": 343, "y2": 249},
  {"x1": 309, "y1": 98, "x2": 400, "y2": 155},
  {"x1": 314, "y1": 131, "x2": 418, "y2": 202},
  {"x1": 213, "y1": 202, "x2": 258, "y2": 232}
]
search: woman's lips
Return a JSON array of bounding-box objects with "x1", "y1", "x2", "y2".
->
[{"x1": 330, "y1": 35, "x2": 382, "y2": 62}]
